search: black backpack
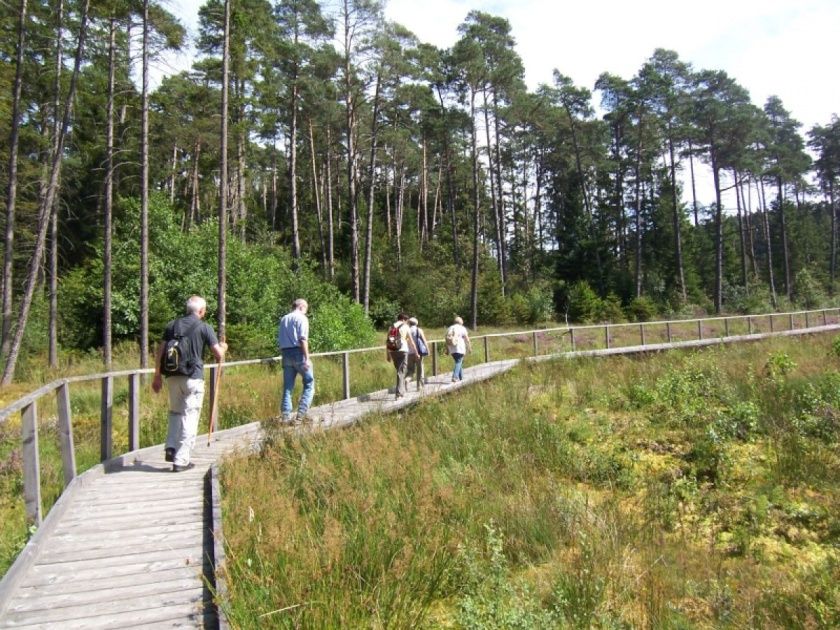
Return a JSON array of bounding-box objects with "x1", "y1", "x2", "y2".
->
[{"x1": 162, "y1": 319, "x2": 201, "y2": 376}]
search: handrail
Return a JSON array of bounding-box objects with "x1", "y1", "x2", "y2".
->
[{"x1": 0, "y1": 306, "x2": 838, "y2": 526}]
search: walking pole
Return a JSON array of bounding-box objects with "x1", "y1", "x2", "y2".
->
[{"x1": 207, "y1": 341, "x2": 224, "y2": 446}]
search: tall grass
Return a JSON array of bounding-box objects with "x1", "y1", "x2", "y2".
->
[{"x1": 220, "y1": 336, "x2": 840, "y2": 628}]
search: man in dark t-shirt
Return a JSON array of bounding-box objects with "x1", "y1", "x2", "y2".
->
[{"x1": 153, "y1": 296, "x2": 227, "y2": 471}]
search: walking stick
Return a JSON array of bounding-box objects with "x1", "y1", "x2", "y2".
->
[{"x1": 207, "y1": 341, "x2": 224, "y2": 446}]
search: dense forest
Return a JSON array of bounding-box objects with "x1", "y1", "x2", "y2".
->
[{"x1": 1, "y1": 0, "x2": 839, "y2": 384}]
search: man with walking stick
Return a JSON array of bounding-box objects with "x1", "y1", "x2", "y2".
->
[{"x1": 153, "y1": 295, "x2": 227, "y2": 472}]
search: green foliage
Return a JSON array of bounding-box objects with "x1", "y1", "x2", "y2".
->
[
  {"x1": 626, "y1": 295, "x2": 658, "y2": 322},
  {"x1": 455, "y1": 523, "x2": 560, "y2": 629},
  {"x1": 721, "y1": 277, "x2": 773, "y2": 314},
  {"x1": 58, "y1": 196, "x2": 376, "y2": 356},
  {"x1": 565, "y1": 281, "x2": 601, "y2": 323},
  {"x1": 793, "y1": 267, "x2": 827, "y2": 309}
]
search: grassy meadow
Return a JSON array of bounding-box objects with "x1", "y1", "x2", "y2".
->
[{"x1": 219, "y1": 334, "x2": 840, "y2": 628}]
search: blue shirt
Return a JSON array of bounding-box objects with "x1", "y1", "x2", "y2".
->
[{"x1": 277, "y1": 309, "x2": 309, "y2": 350}]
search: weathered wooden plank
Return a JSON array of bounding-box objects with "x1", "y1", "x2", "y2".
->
[
  {"x1": 54, "y1": 511, "x2": 203, "y2": 531},
  {"x1": 70, "y1": 495, "x2": 202, "y2": 515},
  {"x1": 12, "y1": 566, "x2": 200, "y2": 598},
  {"x1": 0, "y1": 590, "x2": 207, "y2": 627},
  {"x1": 41, "y1": 534, "x2": 203, "y2": 563},
  {"x1": 22, "y1": 552, "x2": 204, "y2": 588},
  {"x1": 8, "y1": 575, "x2": 203, "y2": 612}
]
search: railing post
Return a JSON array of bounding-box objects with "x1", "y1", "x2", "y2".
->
[
  {"x1": 605, "y1": 325, "x2": 610, "y2": 349},
  {"x1": 432, "y1": 341, "x2": 438, "y2": 376},
  {"x1": 769, "y1": 314, "x2": 774, "y2": 332},
  {"x1": 483, "y1": 336, "x2": 489, "y2": 363},
  {"x1": 56, "y1": 382, "x2": 76, "y2": 487},
  {"x1": 532, "y1": 331, "x2": 538, "y2": 356},
  {"x1": 208, "y1": 366, "x2": 217, "y2": 418},
  {"x1": 666, "y1": 322, "x2": 672, "y2": 343},
  {"x1": 342, "y1": 352, "x2": 351, "y2": 400},
  {"x1": 805, "y1": 311, "x2": 810, "y2": 328},
  {"x1": 21, "y1": 401, "x2": 42, "y2": 525},
  {"x1": 823, "y1": 309, "x2": 828, "y2": 326},
  {"x1": 697, "y1": 319, "x2": 703, "y2": 340},
  {"x1": 128, "y1": 373, "x2": 140, "y2": 452},
  {"x1": 570, "y1": 328, "x2": 576, "y2": 352},
  {"x1": 789, "y1": 313, "x2": 794, "y2": 330},
  {"x1": 724, "y1": 318, "x2": 730, "y2": 337},
  {"x1": 748, "y1": 316, "x2": 753, "y2": 335},
  {"x1": 101, "y1": 376, "x2": 113, "y2": 462},
  {"x1": 640, "y1": 323, "x2": 646, "y2": 346}
]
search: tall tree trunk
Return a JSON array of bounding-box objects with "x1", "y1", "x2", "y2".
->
[
  {"x1": 777, "y1": 177, "x2": 792, "y2": 300},
  {"x1": 712, "y1": 153, "x2": 723, "y2": 314},
  {"x1": 758, "y1": 176, "x2": 778, "y2": 307},
  {"x1": 270, "y1": 138, "x2": 278, "y2": 229},
  {"x1": 218, "y1": 0, "x2": 230, "y2": 339},
  {"x1": 733, "y1": 169, "x2": 748, "y2": 287},
  {"x1": 436, "y1": 85, "x2": 459, "y2": 273},
  {"x1": 309, "y1": 119, "x2": 328, "y2": 272},
  {"x1": 668, "y1": 132, "x2": 686, "y2": 301},
  {"x1": 190, "y1": 141, "x2": 201, "y2": 226},
  {"x1": 139, "y1": 0, "x2": 151, "y2": 367},
  {"x1": 103, "y1": 15, "x2": 116, "y2": 367},
  {"x1": 362, "y1": 72, "x2": 382, "y2": 314},
  {"x1": 688, "y1": 138, "x2": 699, "y2": 227},
  {"x1": 830, "y1": 179, "x2": 837, "y2": 291},
  {"x1": 169, "y1": 144, "x2": 178, "y2": 206},
  {"x1": 48, "y1": 0, "x2": 65, "y2": 370},
  {"x1": 469, "y1": 89, "x2": 480, "y2": 329},
  {"x1": 326, "y1": 127, "x2": 335, "y2": 279},
  {"x1": 482, "y1": 91, "x2": 503, "y2": 291},
  {"x1": 492, "y1": 88, "x2": 508, "y2": 293},
  {"x1": 48, "y1": 198, "x2": 58, "y2": 368},
  {"x1": 1, "y1": 0, "x2": 29, "y2": 360},
  {"x1": 289, "y1": 78, "x2": 301, "y2": 262},
  {"x1": 2, "y1": 0, "x2": 89, "y2": 385},
  {"x1": 420, "y1": 134, "x2": 428, "y2": 246},
  {"x1": 634, "y1": 145, "x2": 644, "y2": 298},
  {"x1": 742, "y1": 175, "x2": 758, "y2": 277}
]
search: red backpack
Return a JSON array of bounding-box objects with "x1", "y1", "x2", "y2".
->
[{"x1": 386, "y1": 323, "x2": 404, "y2": 351}]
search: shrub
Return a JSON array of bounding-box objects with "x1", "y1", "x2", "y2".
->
[
  {"x1": 627, "y1": 295, "x2": 658, "y2": 322},
  {"x1": 792, "y1": 268, "x2": 827, "y2": 309},
  {"x1": 565, "y1": 281, "x2": 601, "y2": 323}
]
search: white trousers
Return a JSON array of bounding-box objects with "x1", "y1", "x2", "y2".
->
[{"x1": 166, "y1": 376, "x2": 205, "y2": 466}]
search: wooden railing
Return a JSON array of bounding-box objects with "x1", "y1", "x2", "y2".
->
[{"x1": 1, "y1": 307, "x2": 839, "y2": 526}]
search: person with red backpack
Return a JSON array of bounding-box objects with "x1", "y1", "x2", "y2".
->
[{"x1": 385, "y1": 312, "x2": 417, "y2": 399}]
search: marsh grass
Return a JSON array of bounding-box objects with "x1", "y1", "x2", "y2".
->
[{"x1": 220, "y1": 336, "x2": 840, "y2": 628}]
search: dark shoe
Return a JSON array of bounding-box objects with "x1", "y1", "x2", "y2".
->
[
  {"x1": 164, "y1": 448, "x2": 175, "y2": 463},
  {"x1": 172, "y1": 463, "x2": 195, "y2": 472}
]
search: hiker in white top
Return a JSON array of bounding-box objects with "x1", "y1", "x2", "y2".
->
[
  {"x1": 385, "y1": 312, "x2": 417, "y2": 398},
  {"x1": 407, "y1": 317, "x2": 430, "y2": 391},
  {"x1": 445, "y1": 316, "x2": 471, "y2": 382}
]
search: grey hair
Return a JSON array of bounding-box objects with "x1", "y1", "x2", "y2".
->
[
  {"x1": 454, "y1": 316, "x2": 463, "y2": 325},
  {"x1": 293, "y1": 298, "x2": 308, "y2": 310},
  {"x1": 186, "y1": 295, "x2": 206, "y2": 314}
]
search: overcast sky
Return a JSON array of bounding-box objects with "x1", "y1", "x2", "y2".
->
[{"x1": 167, "y1": 0, "x2": 840, "y2": 131}]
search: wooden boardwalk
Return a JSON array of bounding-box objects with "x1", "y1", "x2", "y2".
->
[{"x1": 0, "y1": 359, "x2": 517, "y2": 629}]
